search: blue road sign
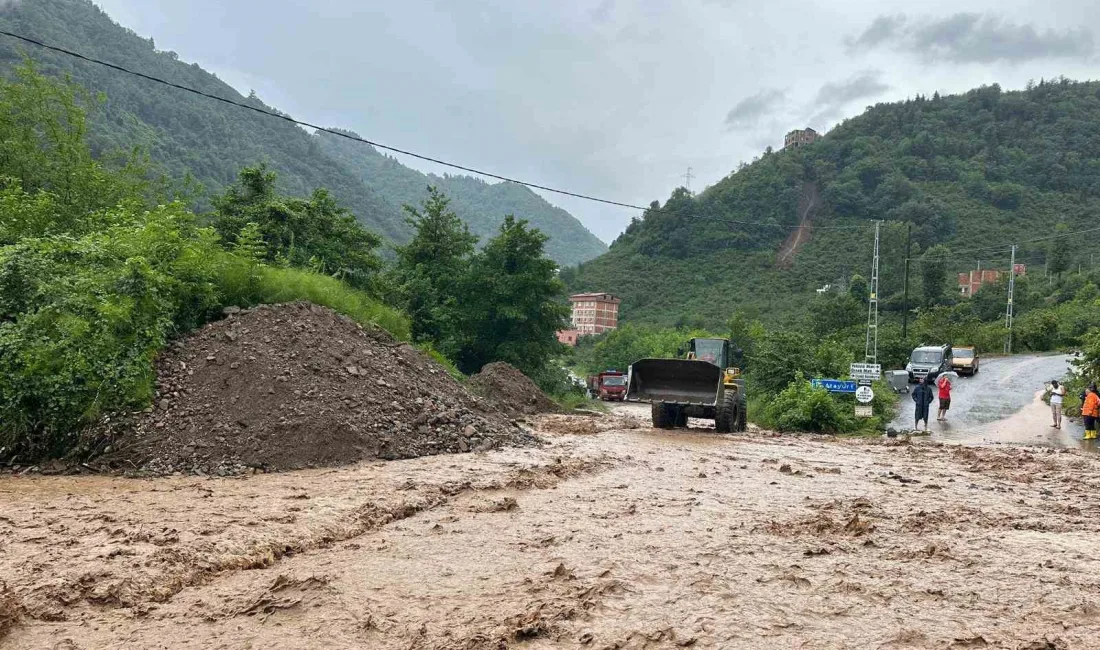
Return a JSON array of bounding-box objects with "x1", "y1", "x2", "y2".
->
[{"x1": 811, "y1": 379, "x2": 858, "y2": 394}]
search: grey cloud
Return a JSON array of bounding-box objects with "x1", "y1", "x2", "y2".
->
[
  {"x1": 847, "y1": 14, "x2": 907, "y2": 50},
  {"x1": 815, "y1": 71, "x2": 890, "y2": 106},
  {"x1": 850, "y1": 13, "x2": 1095, "y2": 63},
  {"x1": 589, "y1": 0, "x2": 613, "y2": 24},
  {"x1": 810, "y1": 71, "x2": 890, "y2": 126},
  {"x1": 724, "y1": 89, "x2": 786, "y2": 129}
]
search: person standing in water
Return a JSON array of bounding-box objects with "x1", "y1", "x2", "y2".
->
[
  {"x1": 936, "y1": 373, "x2": 952, "y2": 422},
  {"x1": 912, "y1": 376, "x2": 935, "y2": 431},
  {"x1": 1082, "y1": 385, "x2": 1099, "y2": 440},
  {"x1": 1049, "y1": 380, "x2": 1066, "y2": 429}
]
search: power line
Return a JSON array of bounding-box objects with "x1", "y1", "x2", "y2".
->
[
  {"x1": 959, "y1": 225, "x2": 1100, "y2": 256},
  {"x1": 0, "y1": 29, "x2": 652, "y2": 212},
  {"x1": 687, "y1": 214, "x2": 869, "y2": 230},
  {"x1": 0, "y1": 29, "x2": 888, "y2": 237}
]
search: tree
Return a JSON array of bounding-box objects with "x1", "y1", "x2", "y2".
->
[
  {"x1": 848, "y1": 274, "x2": 869, "y2": 303},
  {"x1": 1048, "y1": 223, "x2": 1071, "y2": 279},
  {"x1": 211, "y1": 165, "x2": 382, "y2": 290},
  {"x1": 727, "y1": 311, "x2": 764, "y2": 369},
  {"x1": 920, "y1": 245, "x2": 950, "y2": 307},
  {"x1": 0, "y1": 61, "x2": 161, "y2": 244},
  {"x1": 451, "y1": 216, "x2": 569, "y2": 376},
  {"x1": 394, "y1": 186, "x2": 478, "y2": 344},
  {"x1": 808, "y1": 294, "x2": 864, "y2": 338}
]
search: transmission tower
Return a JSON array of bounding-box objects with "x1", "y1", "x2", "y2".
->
[
  {"x1": 864, "y1": 221, "x2": 881, "y2": 363},
  {"x1": 682, "y1": 166, "x2": 694, "y2": 192},
  {"x1": 1004, "y1": 244, "x2": 1017, "y2": 354}
]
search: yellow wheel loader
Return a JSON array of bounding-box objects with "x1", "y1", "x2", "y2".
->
[{"x1": 626, "y1": 337, "x2": 747, "y2": 432}]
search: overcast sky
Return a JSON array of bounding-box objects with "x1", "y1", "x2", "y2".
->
[{"x1": 94, "y1": 0, "x2": 1099, "y2": 244}]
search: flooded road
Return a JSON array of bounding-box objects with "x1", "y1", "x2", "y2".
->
[
  {"x1": 4, "y1": 411, "x2": 1100, "y2": 648},
  {"x1": 888, "y1": 354, "x2": 1086, "y2": 448}
]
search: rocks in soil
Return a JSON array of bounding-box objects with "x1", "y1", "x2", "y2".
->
[
  {"x1": 466, "y1": 362, "x2": 560, "y2": 417},
  {"x1": 88, "y1": 303, "x2": 539, "y2": 475}
]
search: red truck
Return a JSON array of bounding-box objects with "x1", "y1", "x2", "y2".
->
[{"x1": 587, "y1": 371, "x2": 627, "y2": 401}]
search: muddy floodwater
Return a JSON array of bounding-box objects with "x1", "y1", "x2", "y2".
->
[{"x1": 4, "y1": 411, "x2": 1100, "y2": 648}]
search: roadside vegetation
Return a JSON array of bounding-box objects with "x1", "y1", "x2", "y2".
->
[
  {"x1": 570, "y1": 264, "x2": 1099, "y2": 433},
  {"x1": 0, "y1": 65, "x2": 572, "y2": 460}
]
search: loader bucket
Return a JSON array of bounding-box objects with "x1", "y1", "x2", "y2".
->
[{"x1": 627, "y1": 359, "x2": 723, "y2": 406}]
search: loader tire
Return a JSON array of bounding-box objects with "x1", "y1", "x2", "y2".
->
[
  {"x1": 651, "y1": 403, "x2": 674, "y2": 429},
  {"x1": 716, "y1": 391, "x2": 741, "y2": 434},
  {"x1": 736, "y1": 394, "x2": 748, "y2": 432}
]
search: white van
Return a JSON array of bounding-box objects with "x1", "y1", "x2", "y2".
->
[{"x1": 906, "y1": 344, "x2": 952, "y2": 383}]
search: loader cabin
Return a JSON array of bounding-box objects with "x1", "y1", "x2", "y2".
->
[{"x1": 682, "y1": 338, "x2": 743, "y2": 374}]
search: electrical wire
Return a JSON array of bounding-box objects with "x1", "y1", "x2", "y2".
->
[
  {"x1": 0, "y1": 28, "x2": 884, "y2": 234},
  {"x1": 955, "y1": 225, "x2": 1100, "y2": 256},
  {"x1": 0, "y1": 29, "x2": 655, "y2": 211}
]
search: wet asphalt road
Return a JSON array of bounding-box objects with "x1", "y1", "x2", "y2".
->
[{"x1": 887, "y1": 354, "x2": 1090, "y2": 449}]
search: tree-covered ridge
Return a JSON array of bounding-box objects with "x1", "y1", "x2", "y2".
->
[
  {"x1": 0, "y1": 0, "x2": 606, "y2": 265},
  {"x1": 0, "y1": 0, "x2": 409, "y2": 240},
  {"x1": 313, "y1": 130, "x2": 607, "y2": 266},
  {"x1": 567, "y1": 78, "x2": 1100, "y2": 327}
]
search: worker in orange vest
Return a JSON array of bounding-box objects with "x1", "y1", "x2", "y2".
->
[{"x1": 1082, "y1": 385, "x2": 1100, "y2": 440}]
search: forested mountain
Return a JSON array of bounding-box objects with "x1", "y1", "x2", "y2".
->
[
  {"x1": 565, "y1": 78, "x2": 1100, "y2": 327},
  {"x1": 0, "y1": 0, "x2": 606, "y2": 264},
  {"x1": 315, "y1": 131, "x2": 606, "y2": 266}
]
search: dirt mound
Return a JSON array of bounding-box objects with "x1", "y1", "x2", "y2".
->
[
  {"x1": 467, "y1": 362, "x2": 560, "y2": 416},
  {"x1": 91, "y1": 303, "x2": 538, "y2": 475}
]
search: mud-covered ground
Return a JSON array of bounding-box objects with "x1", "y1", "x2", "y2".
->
[{"x1": 4, "y1": 410, "x2": 1100, "y2": 649}]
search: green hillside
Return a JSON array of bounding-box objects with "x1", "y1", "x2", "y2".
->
[
  {"x1": 315, "y1": 130, "x2": 606, "y2": 266},
  {"x1": 0, "y1": 0, "x2": 605, "y2": 264},
  {"x1": 565, "y1": 79, "x2": 1100, "y2": 327}
]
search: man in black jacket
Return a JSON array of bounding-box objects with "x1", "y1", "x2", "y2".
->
[{"x1": 912, "y1": 376, "x2": 935, "y2": 432}]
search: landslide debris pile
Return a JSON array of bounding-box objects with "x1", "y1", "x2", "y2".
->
[
  {"x1": 96, "y1": 303, "x2": 538, "y2": 475},
  {"x1": 467, "y1": 362, "x2": 561, "y2": 416}
]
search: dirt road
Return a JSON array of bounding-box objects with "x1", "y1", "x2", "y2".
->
[{"x1": 4, "y1": 412, "x2": 1100, "y2": 649}]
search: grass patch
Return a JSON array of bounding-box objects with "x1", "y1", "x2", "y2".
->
[
  {"x1": 415, "y1": 342, "x2": 465, "y2": 381},
  {"x1": 239, "y1": 265, "x2": 410, "y2": 340}
]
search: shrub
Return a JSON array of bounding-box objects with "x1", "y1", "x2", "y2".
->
[
  {"x1": 761, "y1": 374, "x2": 858, "y2": 433},
  {"x1": 0, "y1": 205, "x2": 222, "y2": 457},
  {"x1": 0, "y1": 205, "x2": 409, "y2": 460}
]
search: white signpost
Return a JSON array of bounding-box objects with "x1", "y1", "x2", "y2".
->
[
  {"x1": 849, "y1": 362, "x2": 882, "y2": 382},
  {"x1": 850, "y1": 362, "x2": 879, "y2": 418}
]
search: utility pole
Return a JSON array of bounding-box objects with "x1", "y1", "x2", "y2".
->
[
  {"x1": 1005, "y1": 244, "x2": 1017, "y2": 355},
  {"x1": 682, "y1": 167, "x2": 694, "y2": 192},
  {"x1": 901, "y1": 223, "x2": 912, "y2": 339},
  {"x1": 865, "y1": 221, "x2": 881, "y2": 363}
]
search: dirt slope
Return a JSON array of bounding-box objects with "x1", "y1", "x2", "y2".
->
[
  {"x1": 90, "y1": 303, "x2": 537, "y2": 475},
  {"x1": 776, "y1": 181, "x2": 821, "y2": 269}
]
